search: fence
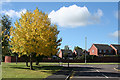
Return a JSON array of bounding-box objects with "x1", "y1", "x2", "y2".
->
[{"x1": 10, "y1": 56, "x2": 120, "y2": 63}]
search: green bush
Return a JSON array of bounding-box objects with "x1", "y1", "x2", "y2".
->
[{"x1": 75, "y1": 55, "x2": 97, "y2": 60}]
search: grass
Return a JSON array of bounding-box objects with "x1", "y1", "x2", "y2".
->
[
  {"x1": 0, "y1": 64, "x2": 2, "y2": 79},
  {"x1": 2, "y1": 62, "x2": 63, "y2": 78}
]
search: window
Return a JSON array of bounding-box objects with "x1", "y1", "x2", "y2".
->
[
  {"x1": 92, "y1": 50, "x2": 94, "y2": 53},
  {"x1": 99, "y1": 50, "x2": 102, "y2": 53},
  {"x1": 109, "y1": 50, "x2": 111, "y2": 53},
  {"x1": 104, "y1": 50, "x2": 106, "y2": 53}
]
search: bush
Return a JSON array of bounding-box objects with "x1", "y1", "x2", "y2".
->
[
  {"x1": 75, "y1": 55, "x2": 85, "y2": 60},
  {"x1": 75, "y1": 55, "x2": 97, "y2": 60},
  {"x1": 86, "y1": 55, "x2": 97, "y2": 60}
]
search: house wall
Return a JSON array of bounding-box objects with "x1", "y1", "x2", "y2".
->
[
  {"x1": 59, "y1": 50, "x2": 62, "y2": 58},
  {"x1": 89, "y1": 44, "x2": 98, "y2": 56},
  {"x1": 110, "y1": 45, "x2": 117, "y2": 55}
]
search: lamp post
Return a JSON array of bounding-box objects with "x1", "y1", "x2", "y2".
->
[
  {"x1": 68, "y1": 53, "x2": 69, "y2": 67},
  {"x1": 85, "y1": 37, "x2": 87, "y2": 63}
]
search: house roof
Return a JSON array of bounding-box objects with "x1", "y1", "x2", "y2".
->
[
  {"x1": 111, "y1": 44, "x2": 120, "y2": 50},
  {"x1": 82, "y1": 49, "x2": 89, "y2": 53},
  {"x1": 74, "y1": 49, "x2": 83, "y2": 54},
  {"x1": 94, "y1": 44, "x2": 113, "y2": 50}
]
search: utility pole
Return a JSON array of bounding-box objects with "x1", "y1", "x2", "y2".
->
[{"x1": 85, "y1": 37, "x2": 87, "y2": 63}]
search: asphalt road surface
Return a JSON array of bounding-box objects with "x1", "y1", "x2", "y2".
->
[
  {"x1": 64, "y1": 64, "x2": 120, "y2": 80},
  {"x1": 45, "y1": 64, "x2": 120, "y2": 80}
]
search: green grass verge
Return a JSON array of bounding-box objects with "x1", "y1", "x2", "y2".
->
[
  {"x1": 0, "y1": 64, "x2": 2, "y2": 79},
  {"x1": 2, "y1": 62, "x2": 63, "y2": 78}
]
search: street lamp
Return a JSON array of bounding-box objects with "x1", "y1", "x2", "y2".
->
[{"x1": 85, "y1": 37, "x2": 87, "y2": 63}]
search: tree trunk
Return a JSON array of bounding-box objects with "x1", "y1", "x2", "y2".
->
[
  {"x1": 26, "y1": 60, "x2": 28, "y2": 67},
  {"x1": 25, "y1": 56, "x2": 28, "y2": 67},
  {"x1": 16, "y1": 55, "x2": 17, "y2": 64},
  {"x1": 30, "y1": 53, "x2": 33, "y2": 70},
  {"x1": 36, "y1": 60, "x2": 39, "y2": 65}
]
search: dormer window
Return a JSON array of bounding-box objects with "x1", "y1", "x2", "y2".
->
[{"x1": 92, "y1": 50, "x2": 94, "y2": 53}]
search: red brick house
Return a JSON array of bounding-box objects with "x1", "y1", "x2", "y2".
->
[
  {"x1": 58, "y1": 49, "x2": 73, "y2": 59},
  {"x1": 110, "y1": 44, "x2": 120, "y2": 55},
  {"x1": 89, "y1": 44, "x2": 115, "y2": 56}
]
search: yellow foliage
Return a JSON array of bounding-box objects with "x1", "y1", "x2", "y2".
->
[{"x1": 9, "y1": 8, "x2": 62, "y2": 57}]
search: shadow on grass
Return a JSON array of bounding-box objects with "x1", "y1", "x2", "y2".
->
[
  {"x1": 34, "y1": 66, "x2": 63, "y2": 70},
  {"x1": 9, "y1": 64, "x2": 102, "y2": 71},
  {"x1": 9, "y1": 65, "x2": 63, "y2": 71},
  {"x1": 9, "y1": 66, "x2": 30, "y2": 70}
]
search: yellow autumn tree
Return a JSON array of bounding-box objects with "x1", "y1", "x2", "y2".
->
[{"x1": 9, "y1": 8, "x2": 62, "y2": 70}]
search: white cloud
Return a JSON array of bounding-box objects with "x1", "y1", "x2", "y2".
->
[
  {"x1": 0, "y1": 0, "x2": 11, "y2": 5},
  {"x1": 110, "y1": 30, "x2": 120, "y2": 38},
  {"x1": 1, "y1": 9, "x2": 27, "y2": 18},
  {"x1": 48, "y1": 5, "x2": 103, "y2": 28},
  {"x1": 4, "y1": 0, "x2": 11, "y2": 2}
]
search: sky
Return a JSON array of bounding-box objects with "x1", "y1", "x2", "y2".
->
[{"x1": 1, "y1": 2, "x2": 119, "y2": 50}]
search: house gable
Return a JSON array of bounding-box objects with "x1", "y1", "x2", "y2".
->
[
  {"x1": 89, "y1": 44, "x2": 98, "y2": 56},
  {"x1": 110, "y1": 44, "x2": 120, "y2": 55}
]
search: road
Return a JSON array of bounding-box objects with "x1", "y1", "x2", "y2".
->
[
  {"x1": 45, "y1": 64, "x2": 120, "y2": 80},
  {"x1": 63, "y1": 64, "x2": 120, "y2": 80}
]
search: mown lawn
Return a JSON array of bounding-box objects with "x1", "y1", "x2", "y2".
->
[
  {"x1": 2, "y1": 62, "x2": 63, "y2": 78},
  {"x1": 0, "y1": 64, "x2": 2, "y2": 79}
]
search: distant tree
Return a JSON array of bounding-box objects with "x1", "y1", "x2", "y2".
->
[
  {"x1": 63, "y1": 53, "x2": 68, "y2": 59},
  {"x1": 74, "y1": 46, "x2": 83, "y2": 51},
  {"x1": 64, "y1": 45, "x2": 69, "y2": 50},
  {"x1": 1, "y1": 15, "x2": 12, "y2": 56}
]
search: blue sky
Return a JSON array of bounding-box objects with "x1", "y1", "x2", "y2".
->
[{"x1": 1, "y1": 2, "x2": 119, "y2": 50}]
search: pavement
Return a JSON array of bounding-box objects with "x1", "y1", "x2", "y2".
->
[{"x1": 45, "y1": 64, "x2": 120, "y2": 80}]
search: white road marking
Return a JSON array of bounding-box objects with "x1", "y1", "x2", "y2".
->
[
  {"x1": 65, "y1": 70, "x2": 73, "y2": 80},
  {"x1": 102, "y1": 73, "x2": 109, "y2": 78},
  {"x1": 96, "y1": 70, "x2": 109, "y2": 78},
  {"x1": 94, "y1": 68, "x2": 109, "y2": 78},
  {"x1": 96, "y1": 70, "x2": 100, "y2": 72}
]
